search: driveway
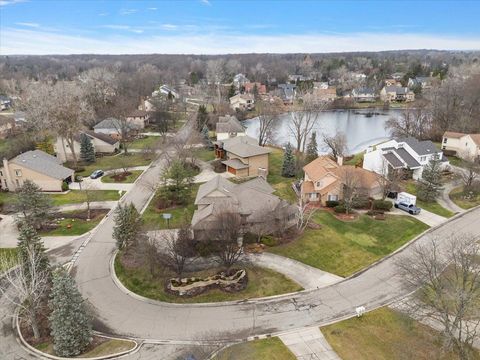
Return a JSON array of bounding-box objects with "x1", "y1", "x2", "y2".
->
[
  {"x1": 0, "y1": 214, "x2": 19, "y2": 247},
  {"x1": 279, "y1": 327, "x2": 341, "y2": 360},
  {"x1": 391, "y1": 206, "x2": 448, "y2": 227},
  {"x1": 193, "y1": 160, "x2": 234, "y2": 183},
  {"x1": 72, "y1": 117, "x2": 480, "y2": 342},
  {"x1": 69, "y1": 177, "x2": 133, "y2": 191}
]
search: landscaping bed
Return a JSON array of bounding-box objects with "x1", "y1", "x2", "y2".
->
[
  {"x1": 267, "y1": 211, "x2": 429, "y2": 277},
  {"x1": 450, "y1": 186, "x2": 480, "y2": 210},
  {"x1": 321, "y1": 307, "x2": 479, "y2": 360},
  {"x1": 101, "y1": 170, "x2": 143, "y2": 183},
  {"x1": 39, "y1": 209, "x2": 108, "y2": 236},
  {"x1": 214, "y1": 337, "x2": 296, "y2": 360},
  {"x1": 114, "y1": 252, "x2": 302, "y2": 303}
]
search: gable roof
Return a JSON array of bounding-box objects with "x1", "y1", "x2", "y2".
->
[
  {"x1": 10, "y1": 150, "x2": 73, "y2": 180},
  {"x1": 128, "y1": 109, "x2": 149, "y2": 118},
  {"x1": 303, "y1": 156, "x2": 339, "y2": 182},
  {"x1": 393, "y1": 148, "x2": 421, "y2": 168},
  {"x1": 383, "y1": 152, "x2": 404, "y2": 169},
  {"x1": 398, "y1": 137, "x2": 438, "y2": 156},
  {"x1": 221, "y1": 136, "x2": 271, "y2": 158},
  {"x1": 216, "y1": 115, "x2": 244, "y2": 134},
  {"x1": 443, "y1": 131, "x2": 465, "y2": 139},
  {"x1": 84, "y1": 130, "x2": 119, "y2": 145},
  {"x1": 194, "y1": 175, "x2": 236, "y2": 205},
  {"x1": 469, "y1": 134, "x2": 480, "y2": 146},
  {"x1": 94, "y1": 117, "x2": 124, "y2": 130}
]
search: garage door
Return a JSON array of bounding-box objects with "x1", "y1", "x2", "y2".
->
[{"x1": 227, "y1": 166, "x2": 236, "y2": 175}]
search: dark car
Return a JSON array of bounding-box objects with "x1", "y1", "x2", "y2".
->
[
  {"x1": 394, "y1": 201, "x2": 421, "y2": 215},
  {"x1": 90, "y1": 170, "x2": 104, "y2": 179}
]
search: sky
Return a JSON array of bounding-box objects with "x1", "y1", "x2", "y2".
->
[{"x1": 0, "y1": 0, "x2": 479, "y2": 55}]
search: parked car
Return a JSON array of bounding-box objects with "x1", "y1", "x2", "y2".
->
[
  {"x1": 90, "y1": 170, "x2": 104, "y2": 179},
  {"x1": 394, "y1": 201, "x2": 421, "y2": 215}
]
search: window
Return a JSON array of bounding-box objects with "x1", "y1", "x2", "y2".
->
[
  {"x1": 14, "y1": 169, "x2": 22, "y2": 177},
  {"x1": 328, "y1": 194, "x2": 338, "y2": 201},
  {"x1": 443, "y1": 138, "x2": 447, "y2": 143},
  {"x1": 0, "y1": 170, "x2": 2, "y2": 177},
  {"x1": 15, "y1": 179, "x2": 20, "y2": 187},
  {"x1": 316, "y1": 181, "x2": 322, "y2": 187},
  {"x1": 420, "y1": 156, "x2": 426, "y2": 162}
]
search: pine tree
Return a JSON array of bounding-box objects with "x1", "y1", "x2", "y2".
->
[
  {"x1": 417, "y1": 158, "x2": 444, "y2": 202},
  {"x1": 15, "y1": 180, "x2": 52, "y2": 229},
  {"x1": 49, "y1": 269, "x2": 92, "y2": 357},
  {"x1": 17, "y1": 223, "x2": 50, "y2": 279},
  {"x1": 79, "y1": 133, "x2": 95, "y2": 163},
  {"x1": 282, "y1": 143, "x2": 296, "y2": 177},
  {"x1": 201, "y1": 124, "x2": 213, "y2": 149},
  {"x1": 196, "y1": 105, "x2": 208, "y2": 130},
  {"x1": 305, "y1": 131, "x2": 318, "y2": 164},
  {"x1": 113, "y1": 203, "x2": 142, "y2": 251},
  {"x1": 228, "y1": 84, "x2": 236, "y2": 99}
]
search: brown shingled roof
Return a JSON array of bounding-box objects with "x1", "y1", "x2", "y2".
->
[{"x1": 443, "y1": 131, "x2": 465, "y2": 139}]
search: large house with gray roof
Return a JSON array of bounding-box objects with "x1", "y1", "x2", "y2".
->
[
  {"x1": 54, "y1": 130, "x2": 120, "y2": 162},
  {"x1": 191, "y1": 176, "x2": 297, "y2": 241},
  {"x1": 0, "y1": 150, "x2": 74, "y2": 192},
  {"x1": 214, "y1": 135, "x2": 271, "y2": 178},
  {"x1": 363, "y1": 137, "x2": 448, "y2": 180},
  {"x1": 215, "y1": 115, "x2": 245, "y2": 141}
]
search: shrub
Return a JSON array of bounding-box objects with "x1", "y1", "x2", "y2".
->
[
  {"x1": 367, "y1": 209, "x2": 385, "y2": 216},
  {"x1": 325, "y1": 200, "x2": 339, "y2": 208},
  {"x1": 373, "y1": 200, "x2": 393, "y2": 211},
  {"x1": 195, "y1": 240, "x2": 217, "y2": 257},
  {"x1": 61, "y1": 182, "x2": 69, "y2": 192},
  {"x1": 353, "y1": 197, "x2": 370, "y2": 209},
  {"x1": 334, "y1": 204, "x2": 346, "y2": 213},
  {"x1": 261, "y1": 235, "x2": 277, "y2": 247}
]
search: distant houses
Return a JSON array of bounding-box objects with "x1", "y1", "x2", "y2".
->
[
  {"x1": 126, "y1": 109, "x2": 150, "y2": 129},
  {"x1": 93, "y1": 117, "x2": 137, "y2": 140},
  {"x1": 442, "y1": 131, "x2": 480, "y2": 161},
  {"x1": 380, "y1": 86, "x2": 415, "y2": 102},
  {"x1": 352, "y1": 87, "x2": 376, "y2": 102},
  {"x1": 233, "y1": 73, "x2": 250, "y2": 89},
  {"x1": 0, "y1": 150, "x2": 74, "y2": 192},
  {"x1": 0, "y1": 95, "x2": 12, "y2": 111},
  {"x1": 277, "y1": 83, "x2": 296, "y2": 104},
  {"x1": 54, "y1": 131, "x2": 120, "y2": 162},
  {"x1": 229, "y1": 93, "x2": 255, "y2": 111},
  {"x1": 215, "y1": 115, "x2": 245, "y2": 141}
]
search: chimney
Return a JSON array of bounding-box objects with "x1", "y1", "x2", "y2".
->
[{"x1": 337, "y1": 156, "x2": 343, "y2": 166}]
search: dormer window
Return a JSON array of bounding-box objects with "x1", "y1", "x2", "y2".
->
[{"x1": 15, "y1": 169, "x2": 22, "y2": 177}]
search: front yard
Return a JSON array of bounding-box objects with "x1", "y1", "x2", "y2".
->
[
  {"x1": 70, "y1": 153, "x2": 151, "y2": 177},
  {"x1": 268, "y1": 211, "x2": 429, "y2": 277},
  {"x1": 128, "y1": 136, "x2": 161, "y2": 149},
  {"x1": 192, "y1": 147, "x2": 216, "y2": 162},
  {"x1": 39, "y1": 209, "x2": 108, "y2": 236},
  {"x1": 449, "y1": 186, "x2": 480, "y2": 209},
  {"x1": 142, "y1": 183, "x2": 200, "y2": 230},
  {"x1": 215, "y1": 337, "x2": 296, "y2": 360},
  {"x1": 49, "y1": 190, "x2": 120, "y2": 206},
  {"x1": 404, "y1": 181, "x2": 455, "y2": 218},
  {"x1": 322, "y1": 307, "x2": 479, "y2": 360},
  {"x1": 267, "y1": 147, "x2": 298, "y2": 203},
  {"x1": 114, "y1": 253, "x2": 302, "y2": 304}
]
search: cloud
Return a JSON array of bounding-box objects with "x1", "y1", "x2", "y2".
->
[
  {"x1": 98, "y1": 13, "x2": 108, "y2": 17},
  {"x1": 1, "y1": 28, "x2": 479, "y2": 55},
  {"x1": 200, "y1": 0, "x2": 211, "y2": 6},
  {"x1": 119, "y1": 8, "x2": 137, "y2": 15},
  {"x1": 0, "y1": 0, "x2": 27, "y2": 6},
  {"x1": 100, "y1": 25, "x2": 143, "y2": 33},
  {"x1": 147, "y1": 7, "x2": 157, "y2": 11},
  {"x1": 15, "y1": 22, "x2": 40, "y2": 28},
  {"x1": 161, "y1": 24, "x2": 179, "y2": 31}
]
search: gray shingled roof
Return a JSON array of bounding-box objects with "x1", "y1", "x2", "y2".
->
[
  {"x1": 216, "y1": 115, "x2": 245, "y2": 134},
  {"x1": 194, "y1": 176, "x2": 236, "y2": 205},
  {"x1": 11, "y1": 150, "x2": 73, "y2": 180},
  {"x1": 221, "y1": 136, "x2": 271, "y2": 158},
  {"x1": 383, "y1": 152, "x2": 404, "y2": 168},
  {"x1": 398, "y1": 137, "x2": 439, "y2": 156},
  {"x1": 394, "y1": 148, "x2": 421, "y2": 168},
  {"x1": 222, "y1": 158, "x2": 249, "y2": 170},
  {"x1": 94, "y1": 117, "x2": 123, "y2": 130}
]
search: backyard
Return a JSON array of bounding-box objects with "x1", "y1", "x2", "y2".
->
[
  {"x1": 192, "y1": 147, "x2": 216, "y2": 162},
  {"x1": 268, "y1": 211, "x2": 429, "y2": 277},
  {"x1": 449, "y1": 186, "x2": 480, "y2": 209},
  {"x1": 267, "y1": 147, "x2": 298, "y2": 203},
  {"x1": 128, "y1": 136, "x2": 161, "y2": 149},
  {"x1": 114, "y1": 254, "x2": 302, "y2": 304},
  {"x1": 322, "y1": 307, "x2": 479, "y2": 360},
  {"x1": 215, "y1": 337, "x2": 296, "y2": 360}
]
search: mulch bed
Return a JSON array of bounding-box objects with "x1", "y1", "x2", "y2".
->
[
  {"x1": 59, "y1": 209, "x2": 109, "y2": 220},
  {"x1": 109, "y1": 171, "x2": 132, "y2": 182}
]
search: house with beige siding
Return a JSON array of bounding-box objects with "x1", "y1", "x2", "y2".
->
[
  {"x1": 126, "y1": 109, "x2": 150, "y2": 129},
  {"x1": 54, "y1": 131, "x2": 120, "y2": 162},
  {"x1": 0, "y1": 150, "x2": 74, "y2": 192},
  {"x1": 214, "y1": 136, "x2": 270, "y2": 178},
  {"x1": 442, "y1": 131, "x2": 480, "y2": 161}
]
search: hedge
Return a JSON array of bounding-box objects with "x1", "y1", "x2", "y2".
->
[
  {"x1": 326, "y1": 200, "x2": 339, "y2": 208},
  {"x1": 373, "y1": 199, "x2": 393, "y2": 211},
  {"x1": 334, "y1": 204, "x2": 346, "y2": 213}
]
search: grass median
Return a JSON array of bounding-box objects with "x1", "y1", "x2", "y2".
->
[{"x1": 214, "y1": 337, "x2": 296, "y2": 360}]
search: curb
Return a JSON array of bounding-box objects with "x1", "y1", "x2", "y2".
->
[{"x1": 14, "y1": 308, "x2": 140, "y2": 360}]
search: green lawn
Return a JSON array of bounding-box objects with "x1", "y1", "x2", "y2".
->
[
  {"x1": 142, "y1": 183, "x2": 200, "y2": 230},
  {"x1": 39, "y1": 210, "x2": 106, "y2": 236},
  {"x1": 215, "y1": 338, "x2": 296, "y2": 360},
  {"x1": 344, "y1": 151, "x2": 365, "y2": 166},
  {"x1": 0, "y1": 248, "x2": 18, "y2": 272},
  {"x1": 70, "y1": 154, "x2": 152, "y2": 177},
  {"x1": 267, "y1": 147, "x2": 298, "y2": 203},
  {"x1": 268, "y1": 211, "x2": 429, "y2": 277},
  {"x1": 36, "y1": 337, "x2": 136, "y2": 358},
  {"x1": 49, "y1": 190, "x2": 121, "y2": 206},
  {"x1": 322, "y1": 307, "x2": 479, "y2": 360},
  {"x1": 101, "y1": 170, "x2": 143, "y2": 183},
  {"x1": 450, "y1": 186, "x2": 480, "y2": 210},
  {"x1": 115, "y1": 255, "x2": 302, "y2": 303},
  {"x1": 192, "y1": 147, "x2": 216, "y2": 162},
  {"x1": 128, "y1": 136, "x2": 160, "y2": 149},
  {"x1": 405, "y1": 181, "x2": 455, "y2": 218}
]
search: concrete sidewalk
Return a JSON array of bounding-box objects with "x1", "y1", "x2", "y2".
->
[{"x1": 279, "y1": 327, "x2": 341, "y2": 360}]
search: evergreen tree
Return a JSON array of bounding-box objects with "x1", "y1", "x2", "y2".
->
[
  {"x1": 305, "y1": 131, "x2": 318, "y2": 164},
  {"x1": 417, "y1": 158, "x2": 444, "y2": 202},
  {"x1": 282, "y1": 143, "x2": 296, "y2": 177},
  {"x1": 79, "y1": 133, "x2": 95, "y2": 163},
  {"x1": 17, "y1": 223, "x2": 50, "y2": 279},
  {"x1": 113, "y1": 203, "x2": 142, "y2": 251},
  {"x1": 196, "y1": 105, "x2": 208, "y2": 130},
  {"x1": 160, "y1": 160, "x2": 195, "y2": 206},
  {"x1": 228, "y1": 84, "x2": 236, "y2": 99},
  {"x1": 49, "y1": 269, "x2": 92, "y2": 357},
  {"x1": 15, "y1": 180, "x2": 52, "y2": 229},
  {"x1": 201, "y1": 124, "x2": 214, "y2": 149}
]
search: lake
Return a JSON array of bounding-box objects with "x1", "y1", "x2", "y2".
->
[{"x1": 243, "y1": 108, "x2": 404, "y2": 155}]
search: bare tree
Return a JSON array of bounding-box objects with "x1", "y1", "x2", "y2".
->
[
  {"x1": 211, "y1": 211, "x2": 244, "y2": 270},
  {"x1": 296, "y1": 199, "x2": 316, "y2": 232},
  {"x1": 376, "y1": 159, "x2": 403, "y2": 200},
  {"x1": 459, "y1": 153, "x2": 479, "y2": 190},
  {"x1": 0, "y1": 248, "x2": 49, "y2": 340},
  {"x1": 323, "y1": 131, "x2": 347, "y2": 162},
  {"x1": 256, "y1": 100, "x2": 278, "y2": 146},
  {"x1": 162, "y1": 225, "x2": 196, "y2": 277},
  {"x1": 206, "y1": 59, "x2": 226, "y2": 104},
  {"x1": 339, "y1": 167, "x2": 360, "y2": 214},
  {"x1": 385, "y1": 106, "x2": 432, "y2": 140},
  {"x1": 396, "y1": 235, "x2": 480, "y2": 360},
  {"x1": 78, "y1": 180, "x2": 98, "y2": 220},
  {"x1": 288, "y1": 99, "x2": 324, "y2": 153}
]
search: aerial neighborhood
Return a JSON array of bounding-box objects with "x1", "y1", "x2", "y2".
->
[{"x1": 0, "y1": 2, "x2": 479, "y2": 359}]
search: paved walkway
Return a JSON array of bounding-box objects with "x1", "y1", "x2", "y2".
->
[
  {"x1": 279, "y1": 327, "x2": 341, "y2": 360},
  {"x1": 0, "y1": 214, "x2": 19, "y2": 247},
  {"x1": 246, "y1": 253, "x2": 343, "y2": 290},
  {"x1": 439, "y1": 180, "x2": 465, "y2": 214}
]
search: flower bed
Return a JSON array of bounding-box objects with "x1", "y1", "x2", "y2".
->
[{"x1": 166, "y1": 268, "x2": 247, "y2": 297}]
